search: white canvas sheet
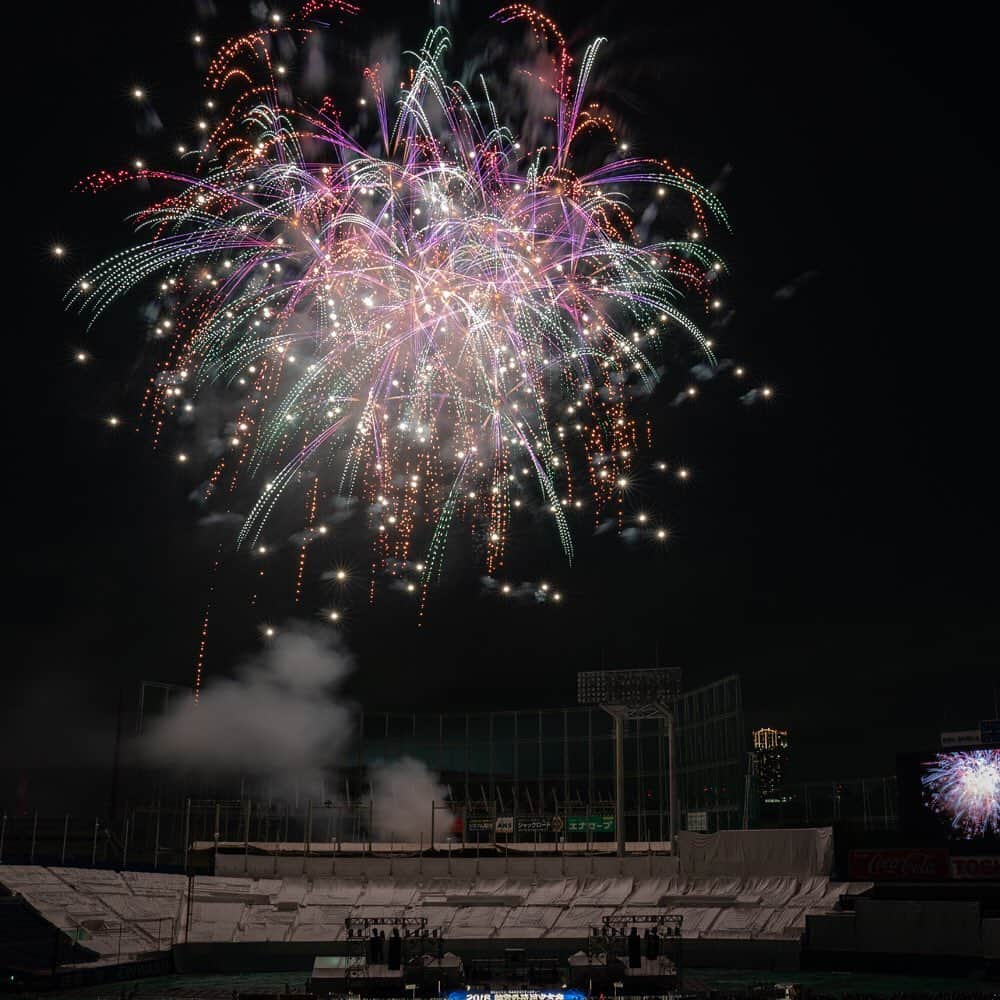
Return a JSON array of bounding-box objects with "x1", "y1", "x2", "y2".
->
[
  {"x1": 759, "y1": 906, "x2": 806, "y2": 940},
  {"x1": 190, "y1": 901, "x2": 246, "y2": 926},
  {"x1": 192, "y1": 877, "x2": 255, "y2": 901},
  {"x1": 294, "y1": 904, "x2": 352, "y2": 926},
  {"x1": 64, "y1": 897, "x2": 117, "y2": 922},
  {"x1": 238, "y1": 914, "x2": 295, "y2": 943},
  {"x1": 576, "y1": 878, "x2": 633, "y2": 905},
  {"x1": 57, "y1": 871, "x2": 130, "y2": 895},
  {"x1": 102, "y1": 896, "x2": 175, "y2": 921},
  {"x1": 303, "y1": 878, "x2": 363, "y2": 905},
  {"x1": 352, "y1": 904, "x2": 407, "y2": 920},
  {"x1": 357, "y1": 879, "x2": 417, "y2": 906},
  {"x1": 289, "y1": 921, "x2": 343, "y2": 942},
  {"x1": 79, "y1": 928, "x2": 151, "y2": 957},
  {"x1": 525, "y1": 879, "x2": 579, "y2": 905},
  {"x1": 678, "y1": 828, "x2": 833, "y2": 877},
  {"x1": 449, "y1": 905, "x2": 508, "y2": 937},
  {"x1": 703, "y1": 906, "x2": 776, "y2": 939},
  {"x1": 273, "y1": 878, "x2": 308, "y2": 907},
  {"x1": 189, "y1": 921, "x2": 237, "y2": 943},
  {"x1": 786, "y1": 876, "x2": 830, "y2": 907},
  {"x1": 420, "y1": 906, "x2": 458, "y2": 933},
  {"x1": 685, "y1": 876, "x2": 744, "y2": 898},
  {"x1": 734, "y1": 876, "x2": 799, "y2": 906},
  {"x1": 497, "y1": 906, "x2": 562, "y2": 938},
  {"x1": 0, "y1": 866, "x2": 63, "y2": 887},
  {"x1": 667, "y1": 906, "x2": 720, "y2": 938},
  {"x1": 122, "y1": 871, "x2": 187, "y2": 896},
  {"x1": 625, "y1": 877, "x2": 683, "y2": 905},
  {"x1": 548, "y1": 906, "x2": 614, "y2": 938}
]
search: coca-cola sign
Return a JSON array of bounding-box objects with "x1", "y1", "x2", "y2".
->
[{"x1": 848, "y1": 847, "x2": 950, "y2": 880}]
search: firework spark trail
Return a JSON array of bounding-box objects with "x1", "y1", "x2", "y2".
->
[
  {"x1": 921, "y1": 750, "x2": 1000, "y2": 838},
  {"x1": 70, "y1": 3, "x2": 729, "y2": 597}
]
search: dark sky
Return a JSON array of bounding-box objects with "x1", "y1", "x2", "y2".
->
[{"x1": 6, "y1": 0, "x2": 997, "y2": 792}]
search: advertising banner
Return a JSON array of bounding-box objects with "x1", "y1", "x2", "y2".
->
[
  {"x1": 950, "y1": 855, "x2": 1000, "y2": 879},
  {"x1": 848, "y1": 847, "x2": 949, "y2": 880},
  {"x1": 567, "y1": 814, "x2": 615, "y2": 833},
  {"x1": 516, "y1": 816, "x2": 552, "y2": 834}
]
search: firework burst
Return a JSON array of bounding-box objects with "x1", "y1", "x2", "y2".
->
[
  {"x1": 921, "y1": 749, "x2": 1000, "y2": 839},
  {"x1": 70, "y1": 2, "x2": 730, "y2": 601}
]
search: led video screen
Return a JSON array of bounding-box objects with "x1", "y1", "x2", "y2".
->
[{"x1": 899, "y1": 747, "x2": 1000, "y2": 842}]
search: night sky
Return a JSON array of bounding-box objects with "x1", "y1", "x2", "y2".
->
[{"x1": 6, "y1": 0, "x2": 997, "y2": 793}]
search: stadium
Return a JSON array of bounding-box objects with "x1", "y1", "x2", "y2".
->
[{"x1": 2, "y1": 670, "x2": 998, "y2": 996}]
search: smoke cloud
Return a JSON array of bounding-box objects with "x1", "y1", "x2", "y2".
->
[
  {"x1": 143, "y1": 624, "x2": 456, "y2": 842},
  {"x1": 143, "y1": 622, "x2": 355, "y2": 783},
  {"x1": 368, "y1": 757, "x2": 454, "y2": 843}
]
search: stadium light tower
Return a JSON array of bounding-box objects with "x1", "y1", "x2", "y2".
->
[{"x1": 578, "y1": 668, "x2": 682, "y2": 857}]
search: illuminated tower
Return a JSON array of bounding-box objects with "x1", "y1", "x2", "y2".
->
[{"x1": 753, "y1": 727, "x2": 789, "y2": 800}]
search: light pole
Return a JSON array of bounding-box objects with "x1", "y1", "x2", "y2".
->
[{"x1": 578, "y1": 668, "x2": 682, "y2": 857}]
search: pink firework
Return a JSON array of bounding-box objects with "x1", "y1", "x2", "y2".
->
[{"x1": 921, "y1": 749, "x2": 1000, "y2": 839}]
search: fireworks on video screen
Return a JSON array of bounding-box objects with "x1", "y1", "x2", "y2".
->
[
  {"x1": 921, "y1": 749, "x2": 1000, "y2": 839},
  {"x1": 66, "y1": 2, "x2": 758, "y2": 620}
]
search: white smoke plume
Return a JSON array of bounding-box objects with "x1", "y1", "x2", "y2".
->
[
  {"x1": 143, "y1": 622, "x2": 355, "y2": 784},
  {"x1": 368, "y1": 757, "x2": 454, "y2": 844},
  {"x1": 144, "y1": 624, "x2": 455, "y2": 842}
]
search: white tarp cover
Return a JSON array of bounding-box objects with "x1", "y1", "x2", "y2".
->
[
  {"x1": 189, "y1": 900, "x2": 245, "y2": 942},
  {"x1": 734, "y1": 876, "x2": 799, "y2": 906},
  {"x1": 449, "y1": 905, "x2": 508, "y2": 937},
  {"x1": 357, "y1": 879, "x2": 417, "y2": 906},
  {"x1": 624, "y1": 877, "x2": 684, "y2": 904},
  {"x1": 759, "y1": 907, "x2": 806, "y2": 940},
  {"x1": 273, "y1": 878, "x2": 308, "y2": 907},
  {"x1": 301, "y1": 878, "x2": 363, "y2": 905},
  {"x1": 0, "y1": 865, "x2": 63, "y2": 886},
  {"x1": 294, "y1": 904, "x2": 352, "y2": 926},
  {"x1": 575, "y1": 878, "x2": 634, "y2": 905},
  {"x1": 290, "y1": 905, "x2": 347, "y2": 942},
  {"x1": 420, "y1": 906, "x2": 459, "y2": 933},
  {"x1": 238, "y1": 908, "x2": 295, "y2": 942},
  {"x1": 685, "y1": 876, "x2": 745, "y2": 899},
  {"x1": 678, "y1": 828, "x2": 834, "y2": 877},
  {"x1": 53, "y1": 869, "x2": 130, "y2": 894},
  {"x1": 786, "y1": 875, "x2": 832, "y2": 907},
  {"x1": 0, "y1": 866, "x2": 189, "y2": 967},
  {"x1": 667, "y1": 906, "x2": 721, "y2": 938},
  {"x1": 525, "y1": 879, "x2": 579, "y2": 905},
  {"x1": 1, "y1": 865, "x2": 867, "y2": 955},
  {"x1": 703, "y1": 906, "x2": 776, "y2": 939},
  {"x1": 548, "y1": 906, "x2": 615, "y2": 938},
  {"x1": 497, "y1": 906, "x2": 562, "y2": 938}
]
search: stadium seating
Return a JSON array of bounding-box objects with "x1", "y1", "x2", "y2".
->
[{"x1": 0, "y1": 863, "x2": 872, "y2": 966}]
